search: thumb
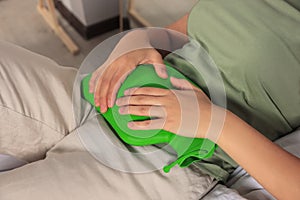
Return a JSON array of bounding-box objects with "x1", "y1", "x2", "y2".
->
[
  {"x1": 170, "y1": 77, "x2": 195, "y2": 90},
  {"x1": 151, "y1": 55, "x2": 168, "y2": 79},
  {"x1": 89, "y1": 65, "x2": 105, "y2": 93}
]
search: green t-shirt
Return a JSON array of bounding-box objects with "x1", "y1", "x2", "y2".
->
[
  {"x1": 285, "y1": 0, "x2": 300, "y2": 10},
  {"x1": 165, "y1": 0, "x2": 300, "y2": 181}
]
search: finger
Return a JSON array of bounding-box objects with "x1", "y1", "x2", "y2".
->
[
  {"x1": 89, "y1": 69, "x2": 102, "y2": 93},
  {"x1": 147, "y1": 50, "x2": 168, "y2": 79},
  {"x1": 170, "y1": 77, "x2": 197, "y2": 90},
  {"x1": 89, "y1": 63, "x2": 108, "y2": 93},
  {"x1": 116, "y1": 95, "x2": 163, "y2": 107},
  {"x1": 94, "y1": 77, "x2": 103, "y2": 108},
  {"x1": 124, "y1": 87, "x2": 170, "y2": 96},
  {"x1": 94, "y1": 66, "x2": 115, "y2": 112},
  {"x1": 127, "y1": 119, "x2": 165, "y2": 130},
  {"x1": 153, "y1": 63, "x2": 168, "y2": 79},
  {"x1": 119, "y1": 105, "x2": 165, "y2": 117},
  {"x1": 107, "y1": 66, "x2": 134, "y2": 108}
]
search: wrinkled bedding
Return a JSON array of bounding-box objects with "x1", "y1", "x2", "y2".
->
[
  {"x1": 0, "y1": 41, "x2": 215, "y2": 200},
  {"x1": 1, "y1": 127, "x2": 299, "y2": 200},
  {"x1": 0, "y1": 40, "x2": 299, "y2": 199}
]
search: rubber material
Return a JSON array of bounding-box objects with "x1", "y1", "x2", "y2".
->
[{"x1": 81, "y1": 62, "x2": 216, "y2": 172}]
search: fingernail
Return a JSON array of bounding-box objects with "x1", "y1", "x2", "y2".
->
[
  {"x1": 124, "y1": 90, "x2": 129, "y2": 95},
  {"x1": 101, "y1": 105, "x2": 107, "y2": 113},
  {"x1": 116, "y1": 99, "x2": 120, "y2": 106},
  {"x1": 119, "y1": 107, "x2": 124, "y2": 114},
  {"x1": 128, "y1": 122, "x2": 133, "y2": 128},
  {"x1": 161, "y1": 68, "x2": 168, "y2": 78}
]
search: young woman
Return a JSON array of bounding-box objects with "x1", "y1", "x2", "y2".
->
[
  {"x1": 0, "y1": 0, "x2": 299, "y2": 199},
  {"x1": 89, "y1": 0, "x2": 300, "y2": 199}
]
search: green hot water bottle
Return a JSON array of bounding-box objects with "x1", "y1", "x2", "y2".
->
[{"x1": 81, "y1": 63, "x2": 216, "y2": 172}]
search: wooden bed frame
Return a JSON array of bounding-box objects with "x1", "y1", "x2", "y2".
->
[{"x1": 37, "y1": 0, "x2": 79, "y2": 54}]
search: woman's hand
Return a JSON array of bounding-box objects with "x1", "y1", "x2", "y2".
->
[
  {"x1": 89, "y1": 29, "x2": 170, "y2": 113},
  {"x1": 89, "y1": 48, "x2": 168, "y2": 113},
  {"x1": 116, "y1": 77, "x2": 216, "y2": 139}
]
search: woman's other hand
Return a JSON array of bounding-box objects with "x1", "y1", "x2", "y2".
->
[
  {"x1": 89, "y1": 30, "x2": 168, "y2": 113},
  {"x1": 116, "y1": 77, "x2": 218, "y2": 139}
]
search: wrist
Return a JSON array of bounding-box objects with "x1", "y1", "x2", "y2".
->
[
  {"x1": 210, "y1": 106, "x2": 228, "y2": 144},
  {"x1": 106, "y1": 30, "x2": 152, "y2": 65},
  {"x1": 216, "y1": 110, "x2": 249, "y2": 146},
  {"x1": 196, "y1": 104, "x2": 228, "y2": 143},
  {"x1": 120, "y1": 30, "x2": 152, "y2": 49}
]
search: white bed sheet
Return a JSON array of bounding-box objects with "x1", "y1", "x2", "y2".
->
[
  {"x1": 0, "y1": 154, "x2": 27, "y2": 172},
  {"x1": 202, "y1": 129, "x2": 300, "y2": 200},
  {"x1": 1, "y1": 126, "x2": 299, "y2": 199}
]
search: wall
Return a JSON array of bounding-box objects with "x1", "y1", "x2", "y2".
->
[
  {"x1": 83, "y1": 0, "x2": 119, "y2": 26},
  {"x1": 59, "y1": 0, "x2": 120, "y2": 26}
]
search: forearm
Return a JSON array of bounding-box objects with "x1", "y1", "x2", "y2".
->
[
  {"x1": 110, "y1": 30, "x2": 153, "y2": 55},
  {"x1": 166, "y1": 14, "x2": 188, "y2": 35},
  {"x1": 147, "y1": 13, "x2": 189, "y2": 51},
  {"x1": 109, "y1": 29, "x2": 170, "y2": 61},
  {"x1": 113, "y1": 13, "x2": 189, "y2": 59},
  {"x1": 218, "y1": 111, "x2": 300, "y2": 200},
  {"x1": 145, "y1": 13, "x2": 190, "y2": 54},
  {"x1": 165, "y1": 14, "x2": 189, "y2": 50}
]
